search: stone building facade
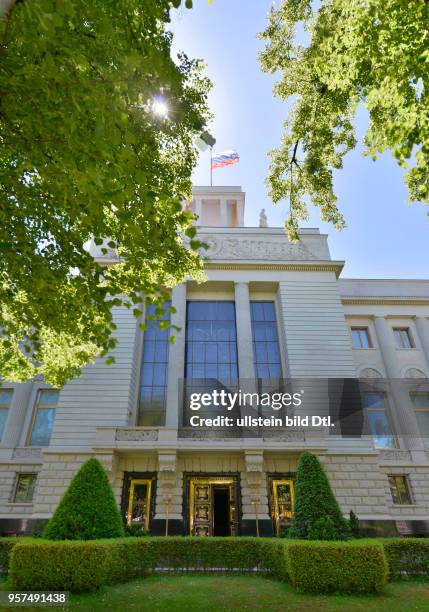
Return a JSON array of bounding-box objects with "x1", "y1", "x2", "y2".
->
[{"x1": 1, "y1": 186, "x2": 429, "y2": 537}]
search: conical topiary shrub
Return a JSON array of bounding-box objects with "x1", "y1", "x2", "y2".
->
[
  {"x1": 288, "y1": 451, "x2": 349, "y2": 540},
  {"x1": 43, "y1": 457, "x2": 124, "y2": 540}
]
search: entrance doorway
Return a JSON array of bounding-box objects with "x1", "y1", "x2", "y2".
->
[
  {"x1": 188, "y1": 477, "x2": 238, "y2": 536},
  {"x1": 271, "y1": 479, "x2": 295, "y2": 536},
  {"x1": 213, "y1": 486, "x2": 230, "y2": 536}
]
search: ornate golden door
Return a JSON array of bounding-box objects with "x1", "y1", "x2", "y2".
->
[
  {"x1": 127, "y1": 478, "x2": 152, "y2": 530},
  {"x1": 189, "y1": 477, "x2": 237, "y2": 536},
  {"x1": 271, "y1": 479, "x2": 295, "y2": 535}
]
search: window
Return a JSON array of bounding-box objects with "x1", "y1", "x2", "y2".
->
[
  {"x1": 184, "y1": 301, "x2": 238, "y2": 417},
  {"x1": 185, "y1": 301, "x2": 238, "y2": 382},
  {"x1": 362, "y1": 392, "x2": 397, "y2": 448},
  {"x1": 351, "y1": 327, "x2": 371, "y2": 349},
  {"x1": 251, "y1": 302, "x2": 282, "y2": 379},
  {"x1": 0, "y1": 389, "x2": 13, "y2": 441},
  {"x1": 388, "y1": 475, "x2": 412, "y2": 505},
  {"x1": 393, "y1": 327, "x2": 413, "y2": 349},
  {"x1": 13, "y1": 473, "x2": 37, "y2": 503},
  {"x1": 410, "y1": 392, "x2": 429, "y2": 449},
  {"x1": 138, "y1": 302, "x2": 171, "y2": 426},
  {"x1": 28, "y1": 389, "x2": 58, "y2": 446}
]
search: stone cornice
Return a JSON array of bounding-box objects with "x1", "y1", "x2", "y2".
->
[{"x1": 204, "y1": 260, "x2": 344, "y2": 277}]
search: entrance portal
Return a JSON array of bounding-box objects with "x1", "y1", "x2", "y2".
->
[
  {"x1": 189, "y1": 477, "x2": 237, "y2": 536},
  {"x1": 213, "y1": 486, "x2": 230, "y2": 536}
]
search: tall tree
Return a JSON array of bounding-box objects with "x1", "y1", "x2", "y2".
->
[
  {"x1": 0, "y1": 0, "x2": 210, "y2": 386},
  {"x1": 259, "y1": 0, "x2": 429, "y2": 238}
]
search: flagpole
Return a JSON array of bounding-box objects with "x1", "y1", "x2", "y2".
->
[{"x1": 210, "y1": 145, "x2": 213, "y2": 187}]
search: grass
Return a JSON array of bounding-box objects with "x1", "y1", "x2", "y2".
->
[{"x1": 1, "y1": 575, "x2": 429, "y2": 611}]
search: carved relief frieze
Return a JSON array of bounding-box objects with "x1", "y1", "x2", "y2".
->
[
  {"x1": 115, "y1": 429, "x2": 158, "y2": 442},
  {"x1": 200, "y1": 236, "x2": 317, "y2": 261}
]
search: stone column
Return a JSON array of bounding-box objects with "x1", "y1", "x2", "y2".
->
[
  {"x1": 234, "y1": 282, "x2": 256, "y2": 380},
  {"x1": 153, "y1": 451, "x2": 183, "y2": 534},
  {"x1": 237, "y1": 198, "x2": 244, "y2": 227},
  {"x1": 165, "y1": 283, "x2": 187, "y2": 429},
  {"x1": 1, "y1": 382, "x2": 33, "y2": 448},
  {"x1": 220, "y1": 198, "x2": 228, "y2": 226},
  {"x1": 374, "y1": 316, "x2": 400, "y2": 377},
  {"x1": 373, "y1": 316, "x2": 425, "y2": 458},
  {"x1": 242, "y1": 451, "x2": 271, "y2": 535},
  {"x1": 415, "y1": 317, "x2": 429, "y2": 370}
]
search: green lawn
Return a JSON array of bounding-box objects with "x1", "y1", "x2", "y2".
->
[{"x1": 1, "y1": 575, "x2": 429, "y2": 612}]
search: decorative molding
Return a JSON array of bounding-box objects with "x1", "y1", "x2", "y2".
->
[
  {"x1": 178, "y1": 427, "x2": 240, "y2": 440},
  {"x1": 12, "y1": 447, "x2": 42, "y2": 460},
  {"x1": 115, "y1": 429, "x2": 158, "y2": 442},
  {"x1": 158, "y1": 451, "x2": 177, "y2": 473},
  {"x1": 360, "y1": 368, "x2": 383, "y2": 378},
  {"x1": 263, "y1": 430, "x2": 305, "y2": 442},
  {"x1": 379, "y1": 449, "x2": 412, "y2": 462},
  {"x1": 204, "y1": 261, "x2": 344, "y2": 277},
  {"x1": 244, "y1": 452, "x2": 264, "y2": 473},
  {"x1": 342, "y1": 297, "x2": 429, "y2": 306}
]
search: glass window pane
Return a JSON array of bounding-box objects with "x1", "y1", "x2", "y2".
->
[
  {"x1": 142, "y1": 341, "x2": 155, "y2": 362},
  {"x1": 367, "y1": 410, "x2": 395, "y2": 448},
  {"x1": 253, "y1": 322, "x2": 266, "y2": 341},
  {"x1": 14, "y1": 474, "x2": 37, "y2": 503},
  {"x1": 218, "y1": 301, "x2": 235, "y2": 321},
  {"x1": 153, "y1": 364, "x2": 167, "y2": 386},
  {"x1": 351, "y1": 329, "x2": 360, "y2": 348},
  {"x1": 415, "y1": 411, "x2": 429, "y2": 448},
  {"x1": 410, "y1": 393, "x2": 429, "y2": 408},
  {"x1": 206, "y1": 343, "x2": 217, "y2": 363},
  {"x1": 251, "y1": 302, "x2": 282, "y2": 381},
  {"x1": 388, "y1": 475, "x2": 411, "y2": 505},
  {"x1": 29, "y1": 408, "x2": 55, "y2": 446},
  {"x1": 263, "y1": 302, "x2": 276, "y2": 321},
  {"x1": 192, "y1": 364, "x2": 205, "y2": 379},
  {"x1": 0, "y1": 389, "x2": 13, "y2": 407},
  {"x1": 139, "y1": 301, "x2": 170, "y2": 426},
  {"x1": 38, "y1": 390, "x2": 59, "y2": 406},
  {"x1": 394, "y1": 328, "x2": 412, "y2": 349},
  {"x1": 251, "y1": 302, "x2": 264, "y2": 321},
  {"x1": 362, "y1": 393, "x2": 385, "y2": 409},
  {"x1": 0, "y1": 408, "x2": 8, "y2": 440},
  {"x1": 155, "y1": 341, "x2": 168, "y2": 363}
]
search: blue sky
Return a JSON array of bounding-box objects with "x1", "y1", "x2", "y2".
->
[{"x1": 171, "y1": 0, "x2": 428, "y2": 278}]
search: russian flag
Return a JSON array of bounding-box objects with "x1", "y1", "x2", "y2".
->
[{"x1": 211, "y1": 150, "x2": 240, "y2": 170}]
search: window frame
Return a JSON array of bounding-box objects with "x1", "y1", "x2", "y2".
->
[
  {"x1": 410, "y1": 392, "x2": 429, "y2": 449},
  {"x1": 250, "y1": 300, "x2": 283, "y2": 380},
  {"x1": 13, "y1": 473, "x2": 37, "y2": 504},
  {"x1": 138, "y1": 301, "x2": 172, "y2": 427},
  {"x1": 388, "y1": 474, "x2": 413, "y2": 505},
  {"x1": 351, "y1": 327, "x2": 372, "y2": 349},
  {"x1": 393, "y1": 327, "x2": 414, "y2": 349},
  {"x1": 362, "y1": 391, "x2": 398, "y2": 449},
  {"x1": 0, "y1": 388, "x2": 13, "y2": 442},
  {"x1": 27, "y1": 389, "x2": 59, "y2": 447}
]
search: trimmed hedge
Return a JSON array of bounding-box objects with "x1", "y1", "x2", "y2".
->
[
  {"x1": 286, "y1": 540, "x2": 388, "y2": 594},
  {"x1": 0, "y1": 538, "x2": 23, "y2": 575},
  {"x1": 10, "y1": 537, "x2": 288, "y2": 592},
  {"x1": 7, "y1": 536, "x2": 429, "y2": 593},
  {"x1": 382, "y1": 538, "x2": 429, "y2": 580},
  {"x1": 10, "y1": 540, "x2": 110, "y2": 592}
]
